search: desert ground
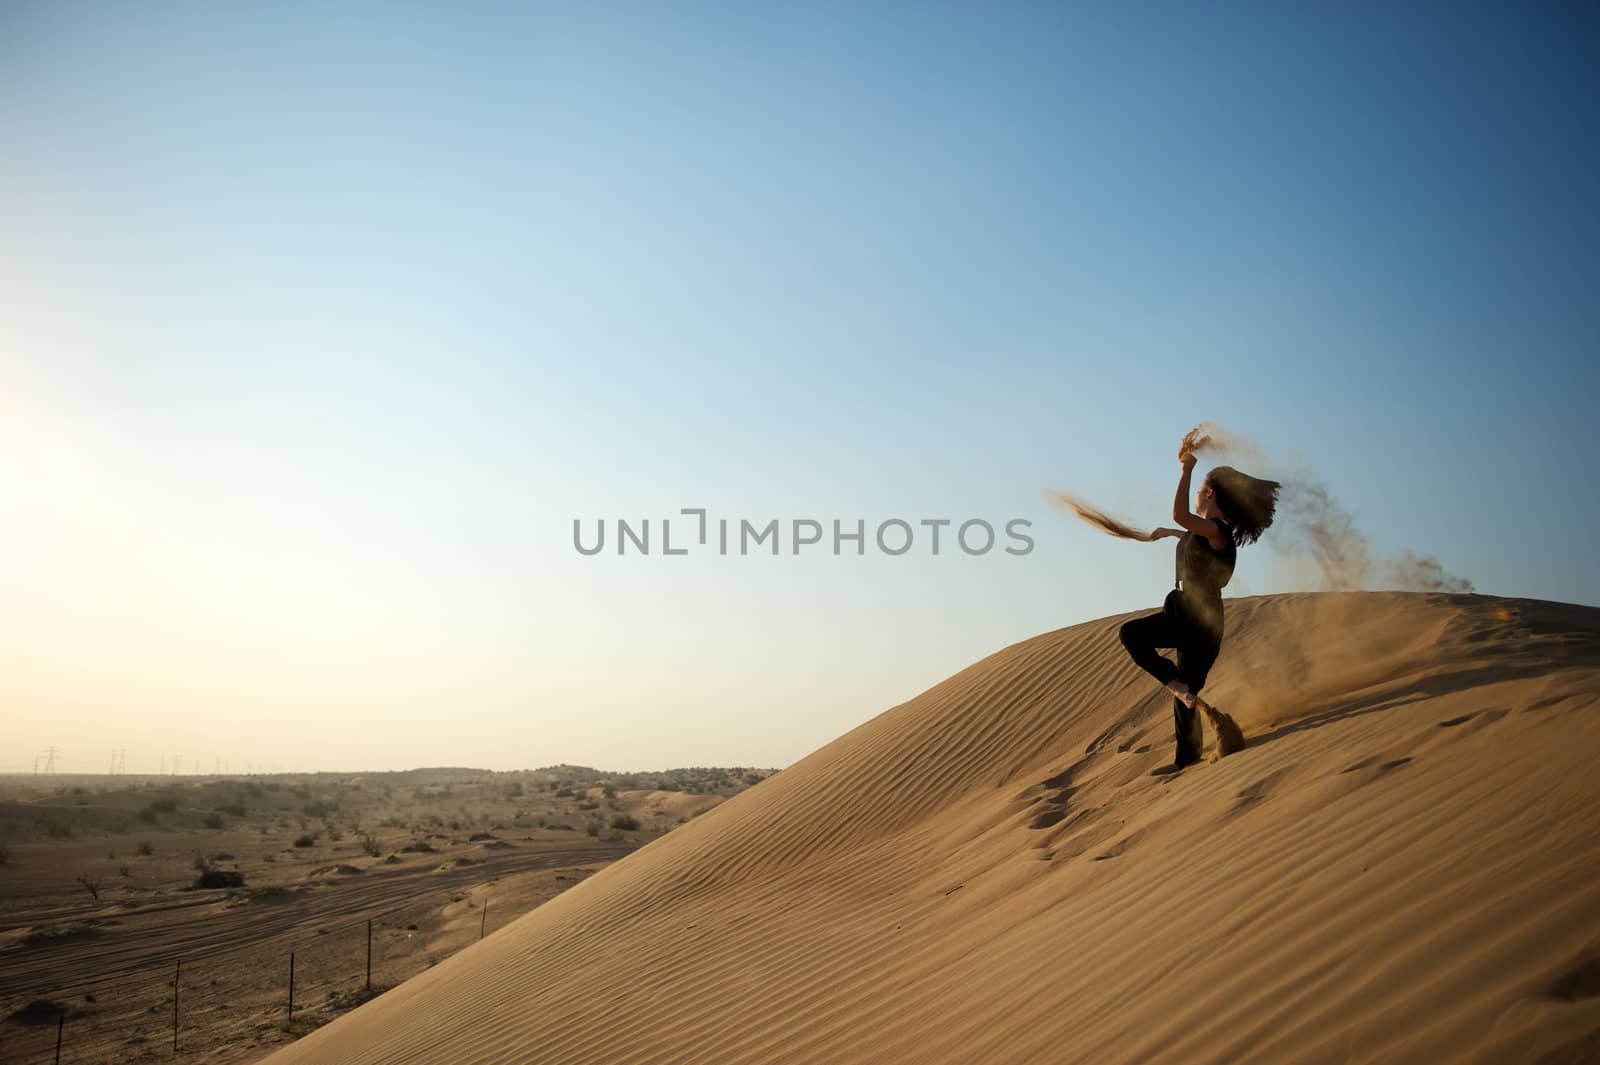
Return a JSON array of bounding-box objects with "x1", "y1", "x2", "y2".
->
[
  {"x1": 234, "y1": 592, "x2": 1600, "y2": 1065},
  {"x1": 0, "y1": 764, "x2": 772, "y2": 1063}
]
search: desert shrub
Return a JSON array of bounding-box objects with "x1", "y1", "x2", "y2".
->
[
  {"x1": 585, "y1": 822, "x2": 600, "y2": 837},
  {"x1": 202, "y1": 814, "x2": 223, "y2": 830},
  {"x1": 610, "y1": 815, "x2": 640, "y2": 831},
  {"x1": 194, "y1": 870, "x2": 245, "y2": 890},
  {"x1": 150, "y1": 798, "x2": 178, "y2": 814},
  {"x1": 136, "y1": 808, "x2": 157, "y2": 823},
  {"x1": 554, "y1": 787, "x2": 574, "y2": 798},
  {"x1": 302, "y1": 802, "x2": 329, "y2": 818},
  {"x1": 399, "y1": 841, "x2": 435, "y2": 854},
  {"x1": 221, "y1": 802, "x2": 247, "y2": 817},
  {"x1": 577, "y1": 800, "x2": 599, "y2": 811},
  {"x1": 8, "y1": 1000, "x2": 69, "y2": 1026},
  {"x1": 136, "y1": 840, "x2": 153, "y2": 856},
  {"x1": 293, "y1": 834, "x2": 315, "y2": 848},
  {"x1": 361, "y1": 835, "x2": 381, "y2": 857}
]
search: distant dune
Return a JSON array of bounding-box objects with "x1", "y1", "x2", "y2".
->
[{"x1": 259, "y1": 593, "x2": 1600, "y2": 1065}]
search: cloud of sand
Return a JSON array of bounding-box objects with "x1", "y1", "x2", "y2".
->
[
  {"x1": 1181, "y1": 421, "x2": 1472, "y2": 594},
  {"x1": 1049, "y1": 422, "x2": 1471, "y2": 594}
]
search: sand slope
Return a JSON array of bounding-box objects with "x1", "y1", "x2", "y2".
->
[{"x1": 259, "y1": 593, "x2": 1600, "y2": 1065}]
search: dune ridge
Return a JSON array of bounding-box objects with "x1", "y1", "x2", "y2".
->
[{"x1": 260, "y1": 592, "x2": 1600, "y2": 1065}]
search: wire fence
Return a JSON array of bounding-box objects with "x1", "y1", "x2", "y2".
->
[{"x1": 3, "y1": 881, "x2": 518, "y2": 1065}]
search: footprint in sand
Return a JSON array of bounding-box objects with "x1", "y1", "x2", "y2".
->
[
  {"x1": 1341, "y1": 755, "x2": 1413, "y2": 775},
  {"x1": 1551, "y1": 955, "x2": 1600, "y2": 1002},
  {"x1": 1436, "y1": 707, "x2": 1509, "y2": 731},
  {"x1": 1028, "y1": 795, "x2": 1073, "y2": 831},
  {"x1": 1016, "y1": 771, "x2": 1080, "y2": 831},
  {"x1": 1519, "y1": 693, "x2": 1586, "y2": 716},
  {"x1": 1392, "y1": 707, "x2": 1510, "y2": 758},
  {"x1": 1090, "y1": 825, "x2": 1152, "y2": 862},
  {"x1": 1227, "y1": 764, "x2": 1308, "y2": 813}
]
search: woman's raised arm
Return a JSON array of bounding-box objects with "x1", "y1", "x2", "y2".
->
[{"x1": 1172, "y1": 455, "x2": 1224, "y2": 548}]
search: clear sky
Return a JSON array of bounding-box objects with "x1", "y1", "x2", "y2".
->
[{"x1": 3, "y1": 3, "x2": 1596, "y2": 774}]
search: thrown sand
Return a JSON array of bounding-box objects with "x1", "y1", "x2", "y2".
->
[{"x1": 259, "y1": 592, "x2": 1600, "y2": 1065}]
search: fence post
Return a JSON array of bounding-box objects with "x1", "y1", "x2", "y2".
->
[
  {"x1": 54, "y1": 1013, "x2": 63, "y2": 1064},
  {"x1": 480, "y1": 899, "x2": 488, "y2": 940},
  {"x1": 288, "y1": 951, "x2": 295, "y2": 1022},
  {"x1": 366, "y1": 919, "x2": 372, "y2": 990},
  {"x1": 173, "y1": 957, "x2": 181, "y2": 1052}
]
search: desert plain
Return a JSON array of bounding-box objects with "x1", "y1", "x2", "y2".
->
[{"x1": 0, "y1": 764, "x2": 765, "y2": 1062}]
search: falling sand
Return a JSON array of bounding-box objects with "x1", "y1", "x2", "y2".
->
[
  {"x1": 1044, "y1": 492, "x2": 1158, "y2": 542},
  {"x1": 1055, "y1": 422, "x2": 1473, "y2": 594}
]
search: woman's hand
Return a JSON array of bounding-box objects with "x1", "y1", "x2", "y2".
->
[
  {"x1": 1179, "y1": 445, "x2": 1197, "y2": 470},
  {"x1": 1149, "y1": 527, "x2": 1182, "y2": 541}
]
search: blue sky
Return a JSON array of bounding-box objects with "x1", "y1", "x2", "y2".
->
[{"x1": 2, "y1": 3, "x2": 1596, "y2": 773}]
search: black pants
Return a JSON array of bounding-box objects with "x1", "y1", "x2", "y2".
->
[{"x1": 1119, "y1": 590, "x2": 1222, "y2": 766}]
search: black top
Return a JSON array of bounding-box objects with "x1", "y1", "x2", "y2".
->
[
  {"x1": 1175, "y1": 517, "x2": 1236, "y2": 599},
  {"x1": 1166, "y1": 518, "x2": 1236, "y2": 643}
]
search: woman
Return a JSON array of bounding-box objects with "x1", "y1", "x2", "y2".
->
[{"x1": 1119, "y1": 445, "x2": 1279, "y2": 774}]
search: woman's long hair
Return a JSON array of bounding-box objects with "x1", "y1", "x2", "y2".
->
[{"x1": 1206, "y1": 465, "x2": 1279, "y2": 546}]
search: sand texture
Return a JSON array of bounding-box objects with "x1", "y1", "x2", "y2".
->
[{"x1": 259, "y1": 592, "x2": 1600, "y2": 1065}]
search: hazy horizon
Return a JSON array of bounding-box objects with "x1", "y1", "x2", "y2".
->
[{"x1": 4, "y1": 4, "x2": 1596, "y2": 775}]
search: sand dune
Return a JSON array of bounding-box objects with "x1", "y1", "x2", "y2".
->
[{"x1": 259, "y1": 592, "x2": 1600, "y2": 1065}]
